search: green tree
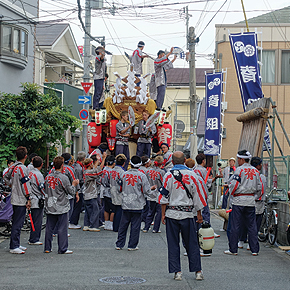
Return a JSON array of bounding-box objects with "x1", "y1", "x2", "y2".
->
[{"x1": 0, "y1": 83, "x2": 82, "y2": 172}]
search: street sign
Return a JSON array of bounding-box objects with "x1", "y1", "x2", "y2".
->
[
  {"x1": 79, "y1": 109, "x2": 89, "y2": 120},
  {"x1": 81, "y1": 82, "x2": 93, "y2": 94},
  {"x1": 78, "y1": 95, "x2": 92, "y2": 104},
  {"x1": 176, "y1": 133, "x2": 183, "y2": 138},
  {"x1": 174, "y1": 120, "x2": 185, "y2": 133}
]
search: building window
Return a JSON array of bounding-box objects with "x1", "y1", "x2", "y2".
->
[
  {"x1": 259, "y1": 50, "x2": 275, "y2": 84},
  {"x1": 281, "y1": 51, "x2": 290, "y2": 84},
  {"x1": 0, "y1": 23, "x2": 28, "y2": 69},
  {"x1": 3, "y1": 26, "x2": 12, "y2": 51}
]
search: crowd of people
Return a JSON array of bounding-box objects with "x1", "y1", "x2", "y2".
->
[{"x1": 2, "y1": 144, "x2": 265, "y2": 282}]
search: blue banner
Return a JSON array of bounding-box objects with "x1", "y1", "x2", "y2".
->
[
  {"x1": 204, "y1": 72, "x2": 223, "y2": 156},
  {"x1": 229, "y1": 32, "x2": 271, "y2": 150}
]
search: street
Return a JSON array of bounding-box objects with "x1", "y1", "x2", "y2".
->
[{"x1": 0, "y1": 212, "x2": 289, "y2": 290}]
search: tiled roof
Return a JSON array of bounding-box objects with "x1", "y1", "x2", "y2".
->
[
  {"x1": 237, "y1": 6, "x2": 290, "y2": 24},
  {"x1": 166, "y1": 67, "x2": 213, "y2": 87},
  {"x1": 36, "y1": 23, "x2": 69, "y2": 46}
]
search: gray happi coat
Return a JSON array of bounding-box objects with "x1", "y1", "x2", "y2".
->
[
  {"x1": 255, "y1": 173, "x2": 267, "y2": 215},
  {"x1": 154, "y1": 56, "x2": 173, "y2": 87},
  {"x1": 94, "y1": 56, "x2": 106, "y2": 80},
  {"x1": 82, "y1": 167, "x2": 103, "y2": 201},
  {"x1": 131, "y1": 48, "x2": 143, "y2": 75},
  {"x1": 3, "y1": 161, "x2": 31, "y2": 206},
  {"x1": 28, "y1": 167, "x2": 45, "y2": 209},
  {"x1": 146, "y1": 166, "x2": 165, "y2": 201},
  {"x1": 109, "y1": 165, "x2": 125, "y2": 205},
  {"x1": 162, "y1": 150, "x2": 173, "y2": 172},
  {"x1": 159, "y1": 168, "x2": 205, "y2": 220},
  {"x1": 101, "y1": 166, "x2": 113, "y2": 198},
  {"x1": 44, "y1": 171, "x2": 76, "y2": 215},
  {"x1": 120, "y1": 168, "x2": 151, "y2": 210},
  {"x1": 137, "y1": 120, "x2": 156, "y2": 144},
  {"x1": 229, "y1": 163, "x2": 263, "y2": 207},
  {"x1": 116, "y1": 121, "x2": 130, "y2": 146}
]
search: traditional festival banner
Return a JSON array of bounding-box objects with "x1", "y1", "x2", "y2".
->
[
  {"x1": 229, "y1": 32, "x2": 271, "y2": 150},
  {"x1": 204, "y1": 72, "x2": 223, "y2": 156}
]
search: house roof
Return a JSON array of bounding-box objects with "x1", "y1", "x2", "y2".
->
[
  {"x1": 36, "y1": 24, "x2": 70, "y2": 46},
  {"x1": 166, "y1": 68, "x2": 213, "y2": 87},
  {"x1": 237, "y1": 6, "x2": 290, "y2": 24}
]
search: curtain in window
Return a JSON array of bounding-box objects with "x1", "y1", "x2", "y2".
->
[
  {"x1": 3, "y1": 26, "x2": 12, "y2": 51},
  {"x1": 13, "y1": 30, "x2": 20, "y2": 53},
  {"x1": 281, "y1": 51, "x2": 290, "y2": 84},
  {"x1": 260, "y1": 50, "x2": 275, "y2": 84}
]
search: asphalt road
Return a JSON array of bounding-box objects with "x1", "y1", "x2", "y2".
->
[{"x1": 0, "y1": 212, "x2": 290, "y2": 290}]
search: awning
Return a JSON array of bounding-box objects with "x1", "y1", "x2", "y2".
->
[{"x1": 45, "y1": 51, "x2": 84, "y2": 69}]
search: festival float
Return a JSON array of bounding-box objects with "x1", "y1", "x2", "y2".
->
[{"x1": 87, "y1": 65, "x2": 173, "y2": 154}]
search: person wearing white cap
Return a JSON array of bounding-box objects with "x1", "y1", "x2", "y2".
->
[
  {"x1": 224, "y1": 149, "x2": 263, "y2": 256},
  {"x1": 219, "y1": 157, "x2": 236, "y2": 209}
]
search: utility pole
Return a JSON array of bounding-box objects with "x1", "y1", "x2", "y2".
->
[
  {"x1": 82, "y1": 0, "x2": 91, "y2": 153},
  {"x1": 188, "y1": 26, "x2": 198, "y2": 159}
]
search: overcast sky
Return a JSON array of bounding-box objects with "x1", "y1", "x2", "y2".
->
[{"x1": 40, "y1": 0, "x2": 290, "y2": 68}]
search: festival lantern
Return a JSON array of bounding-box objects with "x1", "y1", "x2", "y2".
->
[
  {"x1": 106, "y1": 137, "x2": 116, "y2": 151},
  {"x1": 158, "y1": 109, "x2": 167, "y2": 126},
  {"x1": 110, "y1": 119, "x2": 119, "y2": 137},
  {"x1": 157, "y1": 122, "x2": 172, "y2": 147},
  {"x1": 95, "y1": 109, "x2": 101, "y2": 126},
  {"x1": 87, "y1": 122, "x2": 102, "y2": 148},
  {"x1": 100, "y1": 107, "x2": 107, "y2": 124}
]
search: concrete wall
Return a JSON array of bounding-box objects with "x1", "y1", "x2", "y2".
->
[{"x1": 0, "y1": 1, "x2": 38, "y2": 94}]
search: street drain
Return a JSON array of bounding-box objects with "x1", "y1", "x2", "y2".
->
[{"x1": 99, "y1": 276, "x2": 146, "y2": 284}]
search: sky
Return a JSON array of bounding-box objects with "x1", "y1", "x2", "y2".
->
[{"x1": 39, "y1": 0, "x2": 290, "y2": 68}]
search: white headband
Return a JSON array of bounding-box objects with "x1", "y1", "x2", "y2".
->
[
  {"x1": 237, "y1": 151, "x2": 252, "y2": 159},
  {"x1": 144, "y1": 158, "x2": 151, "y2": 164},
  {"x1": 130, "y1": 160, "x2": 142, "y2": 167}
]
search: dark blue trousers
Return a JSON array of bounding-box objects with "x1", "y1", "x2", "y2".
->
[
  {"x1": 166, "y1": 217, "x2": 201, "y2": 273},
  {"x1": 45, "y1": 213, "x2": 68, "y2": 253},
  {"x1": 70, "y1": 193, "x2": 83, "y2": 225},
  {"x1": 116, "y1": 211, "x2": 142, "y2": 248},
  {"x1": 144, "y1": 201, "x2": 161, "y2": 232},
  {"x1": 136, "y1": 142, "x2": 152, "y2": 158},
  {"x1": 229, "y1": 205, "x2": 259, "y2": 254},
  {"x1": 202, "y1": 204, "x2": 211, "y2": 224},
  {"x1": 240, "y1": 213, "x2": 264, "y2": 242},
  {"x1": 113, "y1": 205, "x2": 123, "y2": 232},
  {"x1": 115, "y1": 144, "x2": 130, "y2": 170},
  {"x1": 84, "y1": 198, "x2": 99, "y2": 228},
  {"x1": 227, "y1": 211, "x2": 232, "y2": 242},
  {"x1": 29, "y1": 208, "x2": 44, "y2": 243},
  {"x1": 156, "y1": 85, "x2": 166, "y2": 109},
  {"x1": 98, "y1": 196, "x2": 104, "y2": 226},
  {"x1": 93, "y1": 79, "x2": 104, "y2": 109},
  {"x1": 10, "y1": 205, "x2": 26, "y2": 250},
  {"x1": 141, "y1": 199, "x2": 150, "y2": 223},
  {"x1": 222, "y1": 187, "x2": 229, "y2": 209}
]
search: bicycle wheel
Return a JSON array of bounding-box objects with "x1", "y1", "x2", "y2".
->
[
  {"x1": 258, "y1": 212, "x2": 268, "y2": 242},
  {"x1": 268, "y1": 211, "x2": 278, "y2": 245},
  {"x1": 0, "y1": 221, "x2": 12, "y2": 237}
]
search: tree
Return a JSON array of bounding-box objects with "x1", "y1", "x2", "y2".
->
[{"x1": 0, "y1": 83, "x2": 82, "y2": 172}]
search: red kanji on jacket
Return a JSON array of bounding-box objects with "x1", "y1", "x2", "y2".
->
[
  {"x1": 46, "y1": 176, "x2": 59, "y2": 190},
  {"x1": 148, "y1": 170, "x2": 159, "y2": 181},
  {"x1": 126, "y1": 174, "x2": 138, "y2": 186},
  {"x1": 244, "y1": 168, "x2": 257, "y2": 180},
  {"x1": 174, "y1": 174, "x2": 190, "y2": 190},
  {"x1": 111, "y1": 171, "x2": 120, "y2": 181}
]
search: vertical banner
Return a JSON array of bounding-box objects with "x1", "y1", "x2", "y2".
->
[
  {"x1": 229, "y1": 32, "x2": 271, "y2": 150},
  {"x1": 204, "y1": 72, "x2": 223, "y2": 156}
]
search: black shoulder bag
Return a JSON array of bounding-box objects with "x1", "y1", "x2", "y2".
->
[{"x1": 170, "y1": 170, "x2": 193, "y2": 200}]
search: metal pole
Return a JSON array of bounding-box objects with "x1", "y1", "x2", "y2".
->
[
  {"x1": 188, "y1": 26, "x2": 197, "y2": 159},
  {"x1": 82, "y1": 0, "x2": 91, "y2": 153},
  {"x1": 270, "y1": 106, "x2": 275, "y2": 190}
]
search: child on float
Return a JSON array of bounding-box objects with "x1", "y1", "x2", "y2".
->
[{"x1": 82, "y1": 157, "x2": 103, "y2": 232}]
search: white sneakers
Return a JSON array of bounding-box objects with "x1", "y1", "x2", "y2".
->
[
  {"x1": 68, "y1": 224, "x2": 81, "y2": 229},
  {"x1": 10, "y1": 248, "x2": 25, "y2": 254},
  {"x1": 104, "y1": 221, "x2": 113, "y2": 231},
  {"x1": 152, "y1": 230, "x2": 161, "y2": 233},
  {"x1": 174, "y1": 272, "x2": 182, "y2": 281},
  {"x1": 28, "y1": 241, "x2": 43, "y2": 245},
  {"x1": 224, "y1": 250, "x2": 238, "y2": 255},
  {"x1": 200, "y1": 249, "x2": 211, "y2": 257},
  {"x1": 19, "y1": 246, "x2": 27, "y2": 251},
  {"x1": 196, "y1": 271, "x2": 204, "y2": 281},
  {"x1": 83, "y1": 226, "x2": 89, "y2": 231},
  {"x1": 214, "y1": 232, "x2": 220, "y2": 238},
  {"x1": 88, "y1": 228, "x2": 101, "y2": 232},
  {"x1": 128, "y1": 247, "x2": 139, "y2": 251},
  {"x1": 63, "y1": 250, "x2": 73, "y2": 254},
  {"x1": 238, "y1": 241, "x2": 244, "y2": 249}
]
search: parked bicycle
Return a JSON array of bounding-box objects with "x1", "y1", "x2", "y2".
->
[{"x1": 258, "y1": 189, "x2": 281, "y2": 245}]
